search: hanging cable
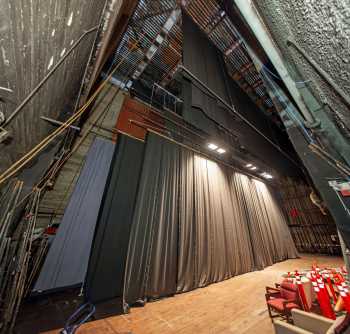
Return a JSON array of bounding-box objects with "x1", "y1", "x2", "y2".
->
[
  {"x1": 260, "y1": 68, "x2": 315, "y2": 144},
  {"x1": 246, "y1": 47, "x2": 311, "y2": 86},
  {"x1": 60, "y1": 303, "x2": 96, "y2": 334},
  {"x1": 260, "y1": 67, "x2": 350, "y2": 177}
]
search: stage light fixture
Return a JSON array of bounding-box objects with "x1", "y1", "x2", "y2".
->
[
  {"x1": 156, "y1": 34, "x2": 164, "y2": 44},
  {"x1": 246, "y1": 163, "x2": 252, "y2": 168},
  {"x1": 217, "y1": 148, "x2": 226, "y2": 154},
  {"x1": 250, "y1": 166, "x2": 257, "y2": 170},
  {"x1": 261, "y1": 172, "x2": 273, "y2": 179},
  {"x1": 208, "y1": 143, "x2": 218, "y2": 150}
]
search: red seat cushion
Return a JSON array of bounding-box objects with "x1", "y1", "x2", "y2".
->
[
  {"x1": 280, "y1": 280, "x2": 299, "y2": 301},
  {"x1": 280, "y1": 288, "x2": 298, "y2": 301},
  {"x1": 280, "y1": 280, "x2": 298, "y2": 292},
  {"x1": 267, "y1": 298, "x2": 300, "y2": 312}
]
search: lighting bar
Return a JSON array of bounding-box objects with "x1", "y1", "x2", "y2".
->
[
  {"x1": 217, "y1": 148, "x2": 226, "y2": 154},
  {"x1": 155, "y1": 34, "x2": 164, "y2": 44},
  {"x1": 261, "y1": 172, "x2": 273, "y2": 179},
  {"x1": 208, "y1": 143, "x2": 218, "y2": 150},
  {"x1": 207, "y1": 143, "x2": 227, "y2": 154},
  {"x1": 145, "y1": 44, "x2": 158, "y2": 60}
]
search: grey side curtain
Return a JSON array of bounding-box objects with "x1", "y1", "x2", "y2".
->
[
  {"x1": 124, "y1": 133, "x2": 297, "y2": 304},
  {"x1": 34, "y1": 138, "x2": 115, "y2": 292},
  {"x1": 124, "y1": 135, "x2": 181, "y2": 303}
]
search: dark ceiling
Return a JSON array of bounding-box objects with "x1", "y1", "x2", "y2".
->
[
  {"x1": 108, "y1": 0, "x2": 279, "y2": 119},
  {"x1": 2, "y1": 0, "x2": 348, "y2": 188}
]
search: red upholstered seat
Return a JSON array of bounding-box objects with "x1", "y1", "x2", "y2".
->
[
  {"x1": 265, "y1": 279, "x2": 301, "y2": 321},
  {"x1": 267, "y1": 298, "x2": 300, "y2": 312},
  {"x1": 280, "y1": 281, "x2": 299, "y2": 301},
  {"x1": 280, "y1": 281, "x2": 297, "y2": 291}
]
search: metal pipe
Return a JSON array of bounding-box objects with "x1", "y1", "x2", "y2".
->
[
  {"x1": 40, "y1": 116, "x2": 80, "y2": 131},
  {"x1": 0, "y1": 87, "x2": 13, "y2": 93},
  {"x1": 309, "y1": 143, "x2": 350, "y2": 177},
  {"x1": 131, "y1": 94, "x2": 277, "y2": 177},
  {"x1": 179, "y1": 65, "x2": 300, "y2": 168},
  {"x1": 128, "y1": 125, "x2": 272, "y2": 183},
  {"x1": 133, "y1": 96, "x2": 207, "y2": 140},
  {"x1": 287, "y1": 38, "x2": 350, "y2": 108},
  {"x1": 153, "y1": 82, "x2": 183, "y2": 103},
  {"x1": 3, "y1": 26, "x2": 99, "y2": 127}
]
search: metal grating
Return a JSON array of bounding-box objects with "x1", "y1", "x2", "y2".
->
[
  {"x1": 110, "y1": 0, "x2": 277, "y2": 117},
  {"x1": 184, "y1": 0, "x2": 273, "y2": 112},
  {"x1": 110, "y1": 0, "x2": 182, "y2": 90}
]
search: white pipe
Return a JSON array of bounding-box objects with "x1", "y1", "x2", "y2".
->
[
  {"x1": 233, "y1": 0, "x2": 315, "y2": 124},
  {"x1": 0, "y1": 87, "x2": 13, "y2": 93}
]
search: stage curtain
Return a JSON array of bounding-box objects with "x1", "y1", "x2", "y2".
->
[
  {"x1": 124, "y1": 134, "x2": 181, "y2": 303},
  {"x1": 181, "y1": 11, "x2": 298, "y2": 177},
  {"x1": 84, "y1": 135, "x2": 145, "y2": 304},
  {"x1": 124, "y1": 133, "x2": 297, "y2": 304},
  {"x1": 34, "y1": 138, "x2": 114, "y2": 293}
]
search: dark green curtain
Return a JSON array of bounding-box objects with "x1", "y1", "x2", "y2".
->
[{"x1": 85, "y1": 135, "x2": 145, "y2": 304}]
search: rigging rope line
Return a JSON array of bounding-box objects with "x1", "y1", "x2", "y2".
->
[{"x1": 0, "y1": 34, "x2": 144, "y2": 186}]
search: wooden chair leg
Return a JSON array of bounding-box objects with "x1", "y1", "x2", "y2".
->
[{"x1": 267, "y1": 305, "x2": 273, "y2": 319}]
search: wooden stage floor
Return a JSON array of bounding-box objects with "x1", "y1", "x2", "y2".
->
[{"x1": 44, "y1": 255, "x2": 343, "y2": 334}]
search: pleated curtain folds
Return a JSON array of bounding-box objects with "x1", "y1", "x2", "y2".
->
[
  {"x1": 34, "y1": 138, "x2": 115, "y2": 292},
  {"x1": 124, "y1": 133, "x2": 297, "y2": 304},
  {"x1": 124, "y1": 135, "x2": 181, "y2": 303}
]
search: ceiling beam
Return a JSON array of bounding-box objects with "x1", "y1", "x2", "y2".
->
[
  {"x1": 219, "y1": 0, "x2": 269, "y2": 64},
  {"x1": 87, "y1": 0, "x2": 139, "y2": 96}
]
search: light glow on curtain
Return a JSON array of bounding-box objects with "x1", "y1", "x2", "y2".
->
[{"x1": 124, "y1": 134, "x2": 297, "y2": 304}]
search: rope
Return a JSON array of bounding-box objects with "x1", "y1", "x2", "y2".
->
[{"x1": 0, "y1": 34, "x2": 143, "y2": 185}]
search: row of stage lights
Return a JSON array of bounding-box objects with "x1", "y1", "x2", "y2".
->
[
  {"x1": 207, "y1": 143, "x2": 226, "y2": 154},
  {"x1": 246, "y1": 164, "x2": 273, "y2": 179},
  {"x1": 207, "y1": 143, "x2": 273, "y2": 180}
]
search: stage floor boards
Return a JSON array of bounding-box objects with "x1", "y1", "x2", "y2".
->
[{"x1": 44, "y1": 255, "x2": 343, "y2": 334}]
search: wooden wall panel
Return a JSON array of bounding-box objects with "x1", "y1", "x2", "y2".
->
[{"x1": 114, "y1": 96, "x2": 165, "y2": 141}]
